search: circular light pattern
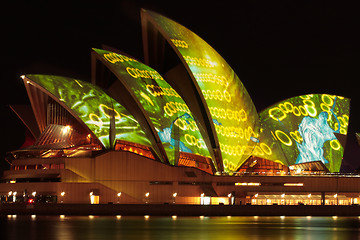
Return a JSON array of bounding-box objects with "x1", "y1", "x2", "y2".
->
[{"x1": 257, "y1": 94, "x2": 350, "y2": 173}]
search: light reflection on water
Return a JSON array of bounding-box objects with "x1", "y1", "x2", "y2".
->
[{"x1": 2, "y1": 215, "x2": 360, "y2": 240}]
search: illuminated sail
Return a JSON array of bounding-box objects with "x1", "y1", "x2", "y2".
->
[
  {"x1": 25, "y1": 74, "x2": 150, "y2": 149},
  {"x1": 142, "y1": 10, "x2": 259, "y2": 173},
  {"x1": 257, "y1": 94, "x2": 350, "y2": 172},
  {"x1": 93, "y1": 49, "x2": 212, "y2": 166}
]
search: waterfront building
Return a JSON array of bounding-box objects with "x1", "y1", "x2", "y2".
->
[{"x1": 1, "y1": 10, "x2": 356, "y2": 206}]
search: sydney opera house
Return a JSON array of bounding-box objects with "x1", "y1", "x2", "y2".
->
[{"x1": 1, "y1": 10, "x2": 357, "y2": 206}]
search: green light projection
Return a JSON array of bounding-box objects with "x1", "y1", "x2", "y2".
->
[
  {"x1": 26, "y1": 74, "x2": 150, "y2": 149},
  {"x1": 256, "y1": 94, "x2": 350, "y2": 172},
  {"x1": 143, "y1": 10, "x2": 259, "y2": 173},
  {"x1": 93, "y1": 49, "x2": 211, "y2": 166}
]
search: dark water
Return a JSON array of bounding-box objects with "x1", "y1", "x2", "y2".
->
[{"x1": 2, "y1": 215, "x2": 360, "y2": 240}]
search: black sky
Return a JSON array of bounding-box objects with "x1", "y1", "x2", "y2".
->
[{"x1": 1, "y1": 0, "x2": 359, "y2": 172}]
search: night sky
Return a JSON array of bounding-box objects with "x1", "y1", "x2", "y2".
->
[{"x1": 1, "y1": 0, "x2": 359, "y2": 173}]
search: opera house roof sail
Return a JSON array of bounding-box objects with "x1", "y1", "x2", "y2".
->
[
  {"x1": 10, "y1": 10, "x2": 350, "y2": 175},
  {"x1": 254, "y1": 94, "x2": 350, "y2": 173},
  {"x1": 141, "y1": 9, "x2": 260, "y2": 173},
  {"x1": 22, "y1": 74, "x2": 151, "y2": 150},
  {"x1": 91, "y1": 48, "x2": 213, "y2": 167}
]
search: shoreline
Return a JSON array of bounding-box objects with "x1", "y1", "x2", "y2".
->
[{"x1": 2, "y1": 203, "x2": 360, "y2": 216}]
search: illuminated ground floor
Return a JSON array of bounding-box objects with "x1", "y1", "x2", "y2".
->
[
  {"x1": 0, "y1": 190, "x2": 359, "y2": 207},
  {"x1": 249, "y1": 193, "x2": 359, "y2": 206}
]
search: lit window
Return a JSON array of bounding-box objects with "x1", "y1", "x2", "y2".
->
[
  {"x1": 283, "y1": 183, "x2": 304, "y2": 187},
  {"x1": 200, "y1": 196, "x2": 211, "y2": 205},
  {"x1": 235, "y1": 182, "x2": 261, "y2": 186}
]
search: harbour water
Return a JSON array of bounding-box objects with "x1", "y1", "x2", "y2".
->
[{"x1": 2, "y1": 215, "x2": 360, "y2": 239}]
